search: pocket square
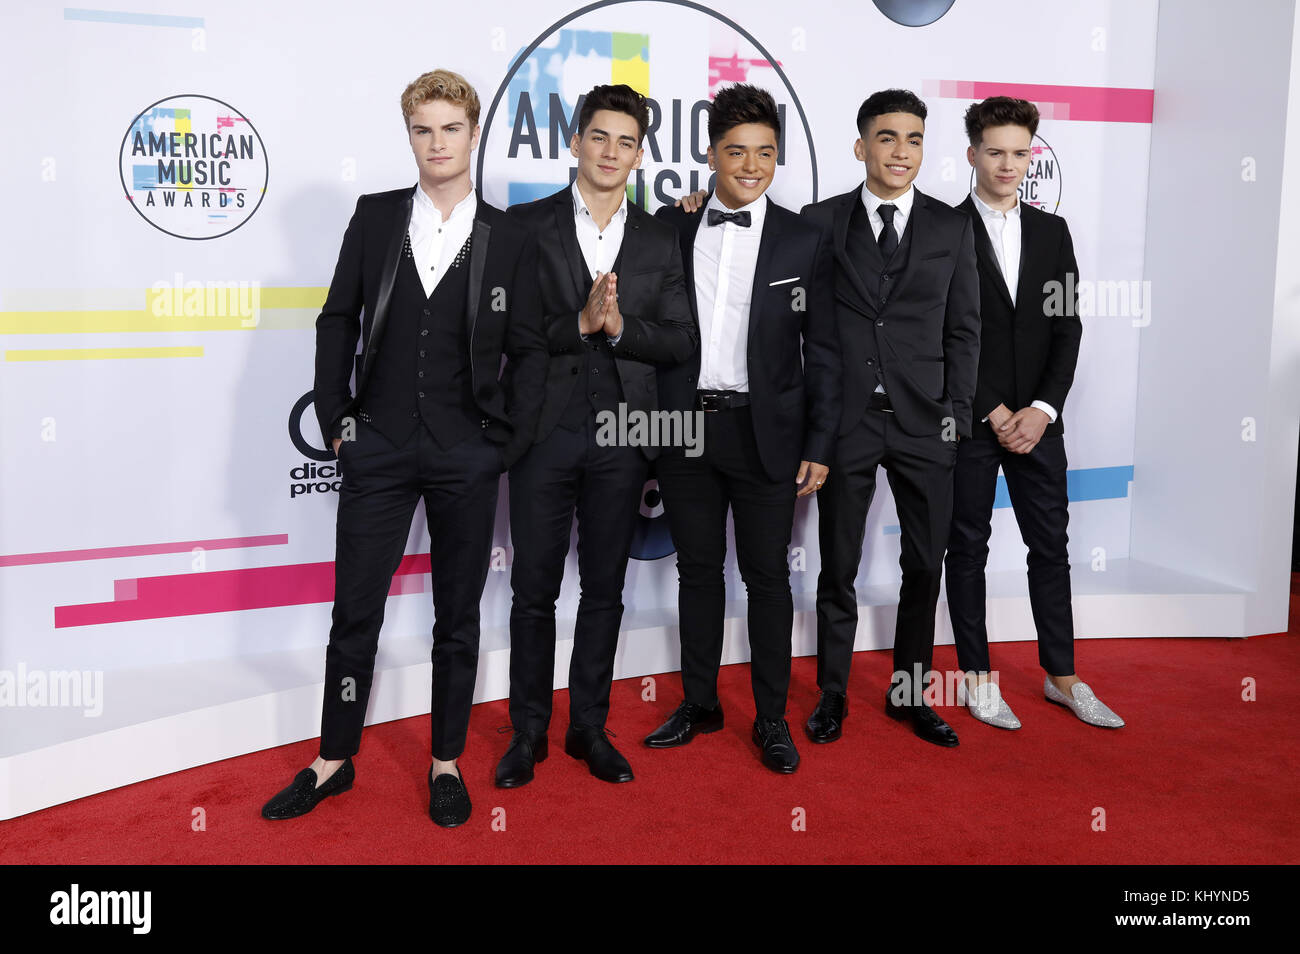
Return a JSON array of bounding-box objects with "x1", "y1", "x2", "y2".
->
[{"x1": 768, "y1": 276, "x2": 800, "y2": 286}]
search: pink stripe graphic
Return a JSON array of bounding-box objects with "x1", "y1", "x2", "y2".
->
[
  {"x1": 1, "y1": 534, "x2": 288, "y2": 568},
  {"x1": 923, "y1": 80, "x2": 1154, "y2": 123},
  {"x1": 54, "y1": 554, "x2": 430, "y2": 627}
]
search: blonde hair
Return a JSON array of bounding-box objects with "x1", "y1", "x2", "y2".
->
[{"x1": 401, "y1": 69, "x2": 481, "y2": 127}]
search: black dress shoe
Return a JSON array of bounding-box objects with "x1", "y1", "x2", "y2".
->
[
  {"x1": 885, "y1": 692, "x2": 960, "y2": 747},
  {"x1": 564, "y1": 725, "x2": 634, "y2": 783},
  {"x1": 261, "y1": 758, "x2": 354, "y2": 820},
  {"x1": 752, "y1": 717, "x2": 800, "y2": 774},
  {"x1": 805, "y1": 690, "x2": 848, "y2": 743},
  {"x1": 428, "y1": 768, "x2": 472, "y2": 827},
  {"x1": 495, "y1": 731, "x2": 548, "y2": 788},
  {"x1": 643, "y1": 701, "x2": 724, "y2": 748}
]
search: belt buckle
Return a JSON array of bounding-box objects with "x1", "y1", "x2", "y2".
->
[{"x1": 699, "y1": 393, "x2": 721, "y2": 413}]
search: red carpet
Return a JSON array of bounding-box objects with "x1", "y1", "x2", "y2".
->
[{"x1": 5, "y1": 581, "x2": 1299, "y2": 864}]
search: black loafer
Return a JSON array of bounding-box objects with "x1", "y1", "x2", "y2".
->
[
  {"x1": 261, "y1": 758, "x2": 354, "y2": 820},
  {"x1": 495, "y1": 731, "x2": 548, "y2": 788},
  {"x1": 429, "y1": 769, "x2": 472, "y2": 827},
  {"x1": 564, "y1": 725, "x2": 634, "y2": 783},
  {"x1": 752, "y1": 717, "x2": 800, "y2": 774},
  {"x1": 643, "y1": 701, "x2": 724, "y2": 748},
  {"x1": 885, "y1": 692, "x2": 960, "y2": 747},
  {"x1": 805, "y1": 690, "x2": 847, "y2": 743}
]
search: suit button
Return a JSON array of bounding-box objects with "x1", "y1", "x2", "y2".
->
[
  {"x1": 419, "y1": 350, "x2": 426, "y2": 358},
  {"x1": 481, "y1": 419, "x2": 488, "y2": 428},
  {"x1": 876, "y1": 319, "x2": 884, "y2": 326},
  {"x1": 418, "y1": 371, "x2": 425, "y2": 378},
  {"x1": 867, "y1": 359, "x2": 874, "y2": 365},
  {"x1": 882, "y1": 274, "x2": 892, "y2": 282},
  {"x1": 418, "y1": 391, "x2": 425, "y2": 398},
  {"x1": 421, "y1": 329, "x2": 428, "y2": 336},
  {"x1": 592, "y1": 367, "x2": 599, "y2": 374},
  {"x1": 410, "y1": 411, "x2": 418, "y2": 418},
  {"x1": 423, "y1": 308, "x2": 430, "y2": 316},
  {"x1": 591, "y1": 392, "x2": 598, "y2": 399},
  {"x1": 571, "y1": 367, "x2": 579, "y2": 375}
]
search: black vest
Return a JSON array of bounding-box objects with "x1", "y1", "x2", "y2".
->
[
  {"x1": 360, "y1": 235, "x2": 479, "y2": 449},
  {"x1": 558, "y1": 244, "x2": 627, "y2": 431},
  {"x1": 847, "y1": 200, "x2": 914, "y2": 390}
]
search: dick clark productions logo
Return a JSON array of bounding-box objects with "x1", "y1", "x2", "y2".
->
[{"x1": 119, "y1": 94, "x2": 268, "y2": 240}]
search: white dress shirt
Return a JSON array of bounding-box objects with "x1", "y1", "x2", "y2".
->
[
  {"x1": 970, "y1": 189, "x2": 1057, "y2": 423},
  {"x1": 860, "y1": 183, "x2": 914, "y2": 394},
  {"x1": 572, "y1": 180, "x2": 626, "y2": 344},
  {"x1": 694, "y1": 192, "x2": 767, "y2": 392},
  {"x1": 409, "y1": 184, "x2": 477, "y2": 298}
]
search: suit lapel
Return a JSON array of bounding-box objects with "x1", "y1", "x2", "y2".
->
[
  {"x1": 553, "y1": 188, "x2": 588, "y2": 301},
  {"x1": 746, "y1": 196, "x2": 777, "y2": 354},
  {"x1": 466, "y1": 197, "x2": 491, "y2": 342},
  {"x1": 961, "y1": 194, "x2": 1015, "y2": 310},
  {"x1": 361, "y1": 185, "x2": 414, "y2": 386},
  {"x1": 832, "y1": 188, "x2": 875, "y2": 317},
  {"x1": 887, "y1": 187, "x2": 930, "y2": 306},
  {"x1": 1013, "y1": 200, "x2": 1033, "y2": 310}
]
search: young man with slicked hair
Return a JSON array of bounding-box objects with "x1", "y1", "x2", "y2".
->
[
  {"x1": 946, "y1": 95, "x2": 1122, "y2": 731},
  {"x1": 802, "y1": 88, "x2": 980, "y2": 749},
  {"x1": 262, "y1": 69, "x2": 546, "y2": 828}
]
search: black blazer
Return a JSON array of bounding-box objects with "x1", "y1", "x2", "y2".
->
[
  {"x1": 802, "y1": 185, "x2": 981, "y2": 439},
  {"x1": 954, "y1": 195, "x2": 1082, "y2": 440},
  {"x1": 506, "y1": 186, "x2": 696, "y2": 458},
  {"x1": 655, "y1": 195, "x2": 841, "y2": 481},
  {"x1": 313, "y1": 186, "x2": 547, "y2": 469}
]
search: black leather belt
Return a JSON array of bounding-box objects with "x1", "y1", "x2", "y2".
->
[
  {"x1": 696, "y1": 390, "x2": 751, "y2": 412},
  {"x1": 867, "y1": 391, "x2": 893, "y2": 413}
]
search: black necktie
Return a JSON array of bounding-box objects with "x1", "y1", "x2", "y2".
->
[
  {"x1": 707, "y1": 209, "x2": 751, "y2": 227},
  {"x1": 877, "y1": 203, "x2": 898, "y2": 259}
]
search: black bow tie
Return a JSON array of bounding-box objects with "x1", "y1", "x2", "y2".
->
[{"x1": 707, "y1": 209, "x2": 751, "y2": 227}]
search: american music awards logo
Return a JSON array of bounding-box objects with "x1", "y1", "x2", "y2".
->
[
  {"x1": 969, "y1": 132, "x2": 1063, "y2": 213},
  {"x1": 119, "y1": 94, "x2": 268, "y2": 239}
]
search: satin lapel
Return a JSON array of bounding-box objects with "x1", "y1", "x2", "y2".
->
[
  {"x1": 466, "y1": 201, "x2": 490, "y2": 341},
  {"x1": 962, "y1": 195, "x2": 1014, "y2": 309},
  {"x1": 746, "y1": 196, "x2": 777, "y2": 356},
  {"x1": 681, "y1": 197, "x2": 708, "y2": 297},
  {"x1": 361, "y1": 185, "x2": 413, "y2": 385},
  {"x1": 832, "y1": 189, "x2": 875, "y2": 317},
  {"x1": 553, "y1": 190, "x2": 588, "y2": 301}
]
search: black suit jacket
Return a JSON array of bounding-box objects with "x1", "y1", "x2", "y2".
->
[
  {"x1": 655, "y1": 195, "x2": 841, "y2": 481},
  {"x1": 802, "y1": 185, "x2": 981, "y2": 439},
  {"x1": 313, "y1": 186, "x2": 547, "y2": 469},
  {"x1": 954, "y1": 195, "x2": 1082, "y2": 440},
  {"x1": 506, "y1": 186, "x2": 696, "y2": 458}
]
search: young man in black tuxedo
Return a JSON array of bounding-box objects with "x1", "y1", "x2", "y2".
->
[
  {"x1": 496, "y1": 84, "x2": 696, "y2": 788},
  {"x1": 261, "y1": 70, "x2": 546, "y2": 827},
  {"x1": 946, "y1": 96, "x2": 1123, "y2": 730},
  {"x1": 645, "y1": 84, "x2": 840, "y2": 774},
  {"x1": 802, "y1": 89, "x2": 980, "y2": 748}
]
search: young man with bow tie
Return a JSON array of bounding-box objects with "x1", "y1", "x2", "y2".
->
[
  {"x1": 645, "y1": 84, "x2": 840, "y2": 774},
  {"x1": 262, "y1": 69, "x2": 546, "y2": 828},
  {"x1": 802, "y1": 88, "x2": 980, "y2": 749},
  {"x1": 946, "y1": 96, "x2": 1123, "y2": 731}
]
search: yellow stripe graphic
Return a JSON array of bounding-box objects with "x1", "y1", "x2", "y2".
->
[{"x1": 7, "y1": 347, "x2": 205, "y2": 361}]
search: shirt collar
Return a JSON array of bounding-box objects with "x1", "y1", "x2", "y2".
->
[
  {"x1": 704, "y1": 190, "x2": 767, "y2": 229},
  {"x1": 861, "y1": 181, "x2": 914, "y2": 220},
  {"x1": 571, "y1": 180, "x2": 628, "y2": 224},
  {"x1": 410, "y1": 180, "x2": 478, "y2": 223},
  {"x1": 970, "y1": 189, "x2": 1020, "y2": 220}
]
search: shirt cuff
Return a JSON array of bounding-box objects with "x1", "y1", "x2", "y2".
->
[
  {"x1": 605, "y1": 331, "x2": 623, "y2": 346},
  {"x1": 1031, "y1": 400, "x2": 1058, "y2": 423}
]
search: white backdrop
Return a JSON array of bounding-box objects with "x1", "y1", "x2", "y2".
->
[{"x1": 0, "y1": 0, "x2": 1158, "y2": 682}]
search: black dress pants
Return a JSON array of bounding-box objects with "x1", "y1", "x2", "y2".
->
[
  {"x1": 656, "y1": 405, "x2": 797, "y2": 720},
  {"x1": 815, "y1": 407, "x2": 957, "y2": 697},
  {"x1": 320, "y1": 419, "x2": 502, "y2": 761},
  {"x1": 944, "y1": 433, "x2": 1075, "y2": 676},
  {"x1": 507, "y1": 415, "x2": 648, "y2": 733}
]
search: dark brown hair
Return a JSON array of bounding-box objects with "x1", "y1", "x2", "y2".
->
[
  {"x1": 578, "y1": 84, "x2": 650, "y2": 142},
  {"x1": 964, "y1": 96, "x2": 1040, "y2": 145}
]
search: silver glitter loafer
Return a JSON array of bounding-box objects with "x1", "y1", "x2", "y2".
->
[
  {"x1": 1044, "y1": 677, "x2": 1125, "y2": 728},
  {"x1": 957, "y1": 678, "x2": 1021, "y2": 730}
]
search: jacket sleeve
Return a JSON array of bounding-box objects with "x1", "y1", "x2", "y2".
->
[
  {"x1": 1031, "y1": 219, "x2": 1083, "y2": 415},
  {"x1": 800, "y1": 223, "x2": 841, "y2": 465},
  {"x1": 609, "y1": 233, "x2": 697, "y2": 365},
  {"x1": 313, "y1": 196, "x2": 366, "y2": 448},
  {"x1": 500, "y1": 233, "x2": 549, "y2": 469},
  {"x1": 942, "y1": 217, "x2": 982, "y2": 439}
]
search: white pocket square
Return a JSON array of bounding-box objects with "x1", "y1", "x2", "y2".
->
[{"x1": 768, "y1": 276, "x2": 800, "y2": 286}]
